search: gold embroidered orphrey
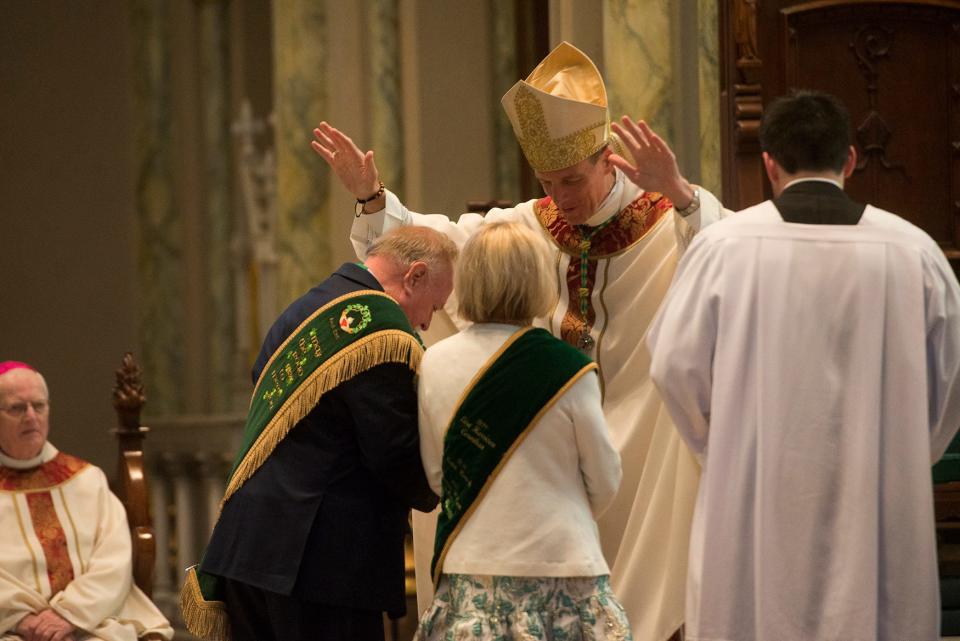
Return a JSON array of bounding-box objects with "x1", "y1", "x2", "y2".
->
[{"x1": 514, "y1": 85, "x2": 608, "y2": 172}]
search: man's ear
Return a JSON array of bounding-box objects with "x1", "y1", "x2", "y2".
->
[
  {"x1": 762, "y1": 152, "x2": 780, "y2": 187},
  {"x1": 600, "y1": 147, "x2": 615, "y2": 173},
  {"x1": 761, "y1": 152, "x2": 782, "y2": 191},
  {"x1": 842, "y1": 145, "x2": 857, "y2": 179},
  {"x1": 403, "y1": 261, "x2": 428, "y2": 291}
]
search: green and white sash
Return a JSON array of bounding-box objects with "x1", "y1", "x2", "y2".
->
[
  {"x1": 431, "y1": 326, "x2": 597, "y2": 586},
  {"x1": 180, "y1": 290, "x2": 423, "y2": 641}
]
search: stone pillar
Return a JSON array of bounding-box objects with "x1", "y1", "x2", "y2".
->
[
  {"x1": 602, "y1": 0, "x2": 721, "y2": 197},
  {"x1": 198, "y1": 1, "x2": 237, "y2": 413},
  {"x1": 604, "y1": 1, "x2": 675, "y2": 143},
  {"x1": 199, "y1": 452, "x2": 230, "y2": 537},
  {"x1": 697, "y1": 0, "x2": 721, "y2": 197},
  {"x1": 491, "y1": 0, "x2": 522, "y2": 203},
  {"x1": 130, "y1": 0, "x2": 184, "y2": 415},
  {"x1": 368, "y1": 0, "x2": 405, "y2": 192},
  {"x1": 169, "y1": 454, "x2": 198, "y2": 577},
  {"x1": 273, "y1": 1, "x2": 330, "y2": 305},
  {"x1": 150, "y1": 457, "x2": 172, "y2": 595},
  {"x1": 150, "y1": 454, "x2": 177, "y2": 621}
]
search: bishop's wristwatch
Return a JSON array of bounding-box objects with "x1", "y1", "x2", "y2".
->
[{"x1": 676, "y1": 187, "x2": 701, "y2": 216}]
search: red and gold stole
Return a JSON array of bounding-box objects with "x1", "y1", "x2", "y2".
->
[
  {"x1": 1, "y1": 452, "x2": 88, "y2": 594},
  {"x1": 534, "y1": 191, "x2": 673, "y2": 346}
]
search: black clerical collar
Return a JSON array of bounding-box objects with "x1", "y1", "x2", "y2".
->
[{"x1": 773, "y1": 181, "x2": 865, "y2": 225}]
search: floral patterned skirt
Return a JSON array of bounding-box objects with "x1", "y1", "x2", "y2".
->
[{"x1": 414, "y1": 574, "x2": 633, "y2": 641}]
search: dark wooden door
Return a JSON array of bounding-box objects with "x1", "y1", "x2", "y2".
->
[{"x1": 720, "y1": 0, "x2": 960, "y2": 266}]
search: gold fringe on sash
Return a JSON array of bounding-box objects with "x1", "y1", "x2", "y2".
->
[
  {"x1": 223, "y1": 329, "x2": 422, "y2": 509},
  {"x1": 179, "y1": 566, "x2": 230, "y2": 641},
  {"x1": 178, "y1": 329, "x2": 421, "y2": 641}
]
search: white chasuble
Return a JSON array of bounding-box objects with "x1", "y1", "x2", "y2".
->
[
  {"x1": 0, "y1": 444, "x2": 172, "y2": 641},
  {"x1": 352, "y1": 170, "x2": 726, "y2": 641},
  {"x1": 648, "y1": 202, "x2": 960, "y2": 641}
]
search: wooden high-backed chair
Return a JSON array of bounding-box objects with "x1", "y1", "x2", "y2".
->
[{"x1": 111, "y1": 352, "x2": 156, "y2": 597}]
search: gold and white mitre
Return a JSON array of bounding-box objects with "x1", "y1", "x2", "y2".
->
[{"x1": 502, "y1": 41, "x2": 632, "y2": 172}]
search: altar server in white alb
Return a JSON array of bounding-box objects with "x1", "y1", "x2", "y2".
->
[
  {"x1": 648, "y1": 90, "x2": 960, "y2": 641},
  {"x1": 0, "y1": 361, "x2": 172, "y2": 641},
  {"x1": 313, "y1": 41, "x2": 728, "y2": 641}
]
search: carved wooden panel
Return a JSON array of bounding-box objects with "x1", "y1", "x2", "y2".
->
[
  {"x1": 720, "y1": 0, "x2": 767, "y2": 209},
  {"x1": 721, "y1": 1, "x2": 960, "y2": 265},
  {"x1": 779, "y1": 2, "x2": 960, "y2": 259}
]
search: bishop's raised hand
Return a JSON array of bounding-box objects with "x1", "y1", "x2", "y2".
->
[{"x1": 311, "y1": 122, "x2": 383, "y2": 205}]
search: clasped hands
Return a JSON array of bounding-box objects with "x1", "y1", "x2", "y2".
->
[{"x1": 16, "y1": 609, "x2": 76, "y2": 641}]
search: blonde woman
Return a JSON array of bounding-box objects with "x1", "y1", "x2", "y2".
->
[{"x1": 415, "y1": 222, "x2": 630, "y2": 640}]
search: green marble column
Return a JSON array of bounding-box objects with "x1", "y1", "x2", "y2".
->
[
  {"x1": 604, "y1": 0, "x2": 675, "y2": 143},
  {"x1": 131, "y1": 0, "x2": 183, "y2": 414},
  {"x1": 199, "y1": 1, "x2": 236, "y2": 412},
  {"x1": 603, "y1": 0, "x2": 721, "y2": 198},
  {"x1": 273, "y1": 1, "x2": 329, "y2": 306},
  {"x1": 367, "y1": 0, "x2": 404, "y2": 192},
  {"x1": 698, "y1": 0, "x2": 721, "y2": 197},
  {"x1": 491, "y1": 0, "x2": 521, "y2": 203}
]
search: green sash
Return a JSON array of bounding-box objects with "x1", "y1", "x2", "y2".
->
[
  {"x1": 180, "y1": 290, "x2": 423, "y2": 641},
  {"x1": 431, "y1": 326, "x2": 597, "y2": 586}
]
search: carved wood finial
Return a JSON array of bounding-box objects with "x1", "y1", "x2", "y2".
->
[
  {"x1": 113, "y1": 352, "x2": 146, "y2": 431},
  {"x1": 733, "y1": 0, "x2": 762, "y2": 85},
  {"x1": 734, "y1": 0, "x2": 760, "y2": 64}
]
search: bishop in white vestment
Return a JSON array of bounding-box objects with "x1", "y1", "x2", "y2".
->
[{"x1": 314, "y1": 42, "x2": 729, "y2": 641}]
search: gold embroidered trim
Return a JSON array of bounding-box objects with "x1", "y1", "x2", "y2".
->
[
  {"x1": 534, "y1": 193, "x2": 673, "y2": 259},
  {"x1": 250, "y1": 289, "x2": 398, "y2": 401},
  {"x1": 26, "y1": 491, "x2": 73, "y2": 595},
  {"x1": 58, "y1": 486, "x2": 86, "y2": 574},
  {"x1": 514, "y1": 86, "x2": 607, "y2": 172},
  {"x1": 595, "y1": 258, "x2": 612, "y2": 401},
  {"x1": 224, "y1": 329, "x2": 423, "y2": 509},
  {"x1": 433, "y1": 361, "x2": 599, "y2": 587},
  {"x1": 548, "y1": 250, "x2": 563, "y2": 337},
  {"x1": 440, "y1": 327, "x2": 534, "y2": 439},
  {"x1": 0, "y1": 453, "x2": 89, "y2": 493},
  {"x1": 12, "y1": 494, "x2": 42, "y2": 592}
]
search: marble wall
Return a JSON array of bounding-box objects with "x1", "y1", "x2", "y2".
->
[
  {"x1": 131, "y1": 0, "x2": 184, "y2": 416},
  {"x1": 273, "y1": 2, "x2": 331, "y2": 306},
  {"x1": 124, "y1": 0, "x2": 722, "y2": 417},
  {"x1": 604, "y1": 1, "x2": 676, "y2": 144},
  {"x1": 131, "y1": 1, "x2": 245, "y2": 415},
  {"x1": 697, "y1": 0, "x2": 721, "y2": 198},
  {"x1": 602, "y1": 0, "x2": 721, "y2": 198},
  {"x1": 368, "y1": 0, "x2": 406, "y2": 196},
  {"x1": 491, "y1": 0, "x2": 523, "y2": 204}
]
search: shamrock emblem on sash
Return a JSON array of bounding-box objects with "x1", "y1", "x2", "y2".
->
[{"x1": 339, "y1": 303, "x2": 372, "y2": 334}]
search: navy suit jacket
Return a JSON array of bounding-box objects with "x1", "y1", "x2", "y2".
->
[{"x1": 201, "y1": 263, "x2": 437, "y2": 616}]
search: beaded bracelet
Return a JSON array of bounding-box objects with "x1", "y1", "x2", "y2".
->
[{"x1": 355, "y1": 181, "x2": 385, "y2": 217}]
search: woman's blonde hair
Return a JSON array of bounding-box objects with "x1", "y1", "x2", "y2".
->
[{"x1": 456, "y1": 222, "x2": 556, "y2": 325}]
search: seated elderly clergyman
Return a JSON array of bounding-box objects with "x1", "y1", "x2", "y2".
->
[{"x1": 0, "y1": 361, "x2": 172, "y2": 641}]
